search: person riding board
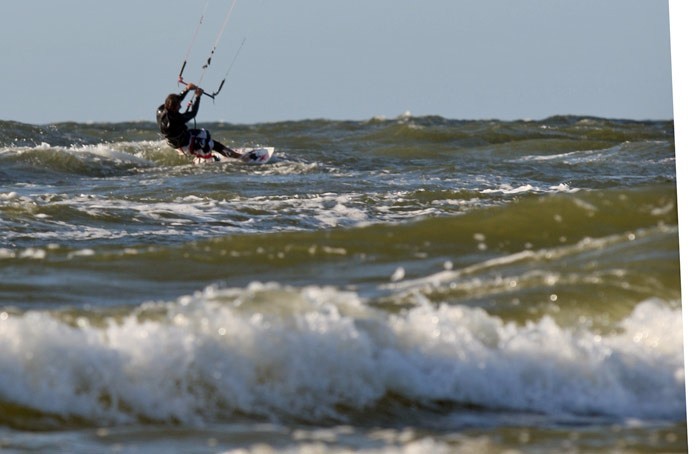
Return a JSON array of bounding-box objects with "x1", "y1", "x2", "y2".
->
[{"x1": 156, "y1": 83, "x2": 242, "y2": 160}]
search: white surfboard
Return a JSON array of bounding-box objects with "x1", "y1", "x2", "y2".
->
[{"x1": 240, "y1": 147, "x2": 274, "y2": 164}]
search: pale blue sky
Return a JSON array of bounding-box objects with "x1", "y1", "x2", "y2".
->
[{"x1": 1, "y1": 1, "x2": 676, "y2": 124}]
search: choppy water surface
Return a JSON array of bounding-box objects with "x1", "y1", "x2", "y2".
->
[{"x1": 0, "y1": 116, "x2": 685, "y2": 452}]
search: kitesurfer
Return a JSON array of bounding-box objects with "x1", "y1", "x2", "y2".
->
[{"x1": 156, "y1": 83, "x2": 242, "y2": 160}]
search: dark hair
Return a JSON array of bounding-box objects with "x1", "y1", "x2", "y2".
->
[{"x1": 164, "y1": 94, "x2": 181, "y2": 111}]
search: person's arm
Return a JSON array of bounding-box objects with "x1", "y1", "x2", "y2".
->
[
  {"x1": 181, "y1": 87, "x2": 203, "y2": 122},
  {"x1": 178, "y1": 83, "x2": 197, "y2": 101}
]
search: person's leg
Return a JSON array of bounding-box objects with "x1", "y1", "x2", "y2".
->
[
  {"x1": 187, "y1": 128, "x2": 242, "y2": 159},
  {"x1": 213, "y1": 140, "x2": 243, "y2": 158},
  {"x1": 187, "y1": 129, "x2": 211, "y2": 153}
]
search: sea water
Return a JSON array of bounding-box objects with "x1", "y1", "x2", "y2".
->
[{"x1": 0, "y1": 115, "x2": 685, "y2": 452}]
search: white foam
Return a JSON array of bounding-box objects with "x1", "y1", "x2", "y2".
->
[
  {"x1": 480, "y1": 183, "x2": 583, "y2": 195},
  {"x1": 18, "y1": 248, "x2": 47, "y2": 260},
  {"x1": 481, "y1": 184, "x2": 536, "y2": 194},
  {"x1": 0, "y1": 283, "x2": 685, "y2": 425},
  {"x1": 74, "y1": 143, "x2": 153, "y2": 166},
  {"x1": 6, "y1": 142, "x2": 155, "y2": 168},
  {"x1": 0, "y1": 192, "x2": 19, "y2": 200},
  {"x1": 2, "y1": 187, "x2": 463, "y2": 244}
]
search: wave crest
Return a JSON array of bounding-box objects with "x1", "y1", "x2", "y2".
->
[{"x1": 0, "y1": 283, "x2": 685, "y2": 428}]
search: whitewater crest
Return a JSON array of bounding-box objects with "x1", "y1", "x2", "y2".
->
[{"x1": 0, "y1": 283, "x2": 685, "y2": 426}]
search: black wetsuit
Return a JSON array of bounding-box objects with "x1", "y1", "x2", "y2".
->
[
  {"x1": 156, "y1": 89, "x2": 235, "y2": 158},
  {"x1": 156, "y1": 88, "x2": 201, "y2": 149}
]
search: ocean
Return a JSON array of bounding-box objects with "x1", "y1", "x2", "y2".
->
[{"x1": 0, "y1": 115, "x2": 685, "y2": 452}]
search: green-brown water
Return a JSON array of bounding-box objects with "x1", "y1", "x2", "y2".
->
[{"x1": 0, "y1": 115, "x2": 685, "y2": 452}]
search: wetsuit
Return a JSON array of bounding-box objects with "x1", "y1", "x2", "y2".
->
[
  {"x1": 156, "y1": 88, "x2": 230, "y2": 158},
  {"x1": 156, "y1": 88, "x2": 200, "y2": 149}
]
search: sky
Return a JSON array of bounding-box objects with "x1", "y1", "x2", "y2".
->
[{"x1": 2, "y1": 0, "x2": 675, "y2": 125}]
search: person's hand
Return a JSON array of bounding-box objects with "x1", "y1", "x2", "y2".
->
[
  {"x1": 186, "y1": 83, "x2": 197, "y2": 91},
  {"x1": 195, "y1": 87, "x2": 204, "y2": 97}
]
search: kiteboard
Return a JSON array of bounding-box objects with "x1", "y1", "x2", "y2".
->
[{"x1": 192, "y1": 147, "x2": 275, "y2": 165}]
